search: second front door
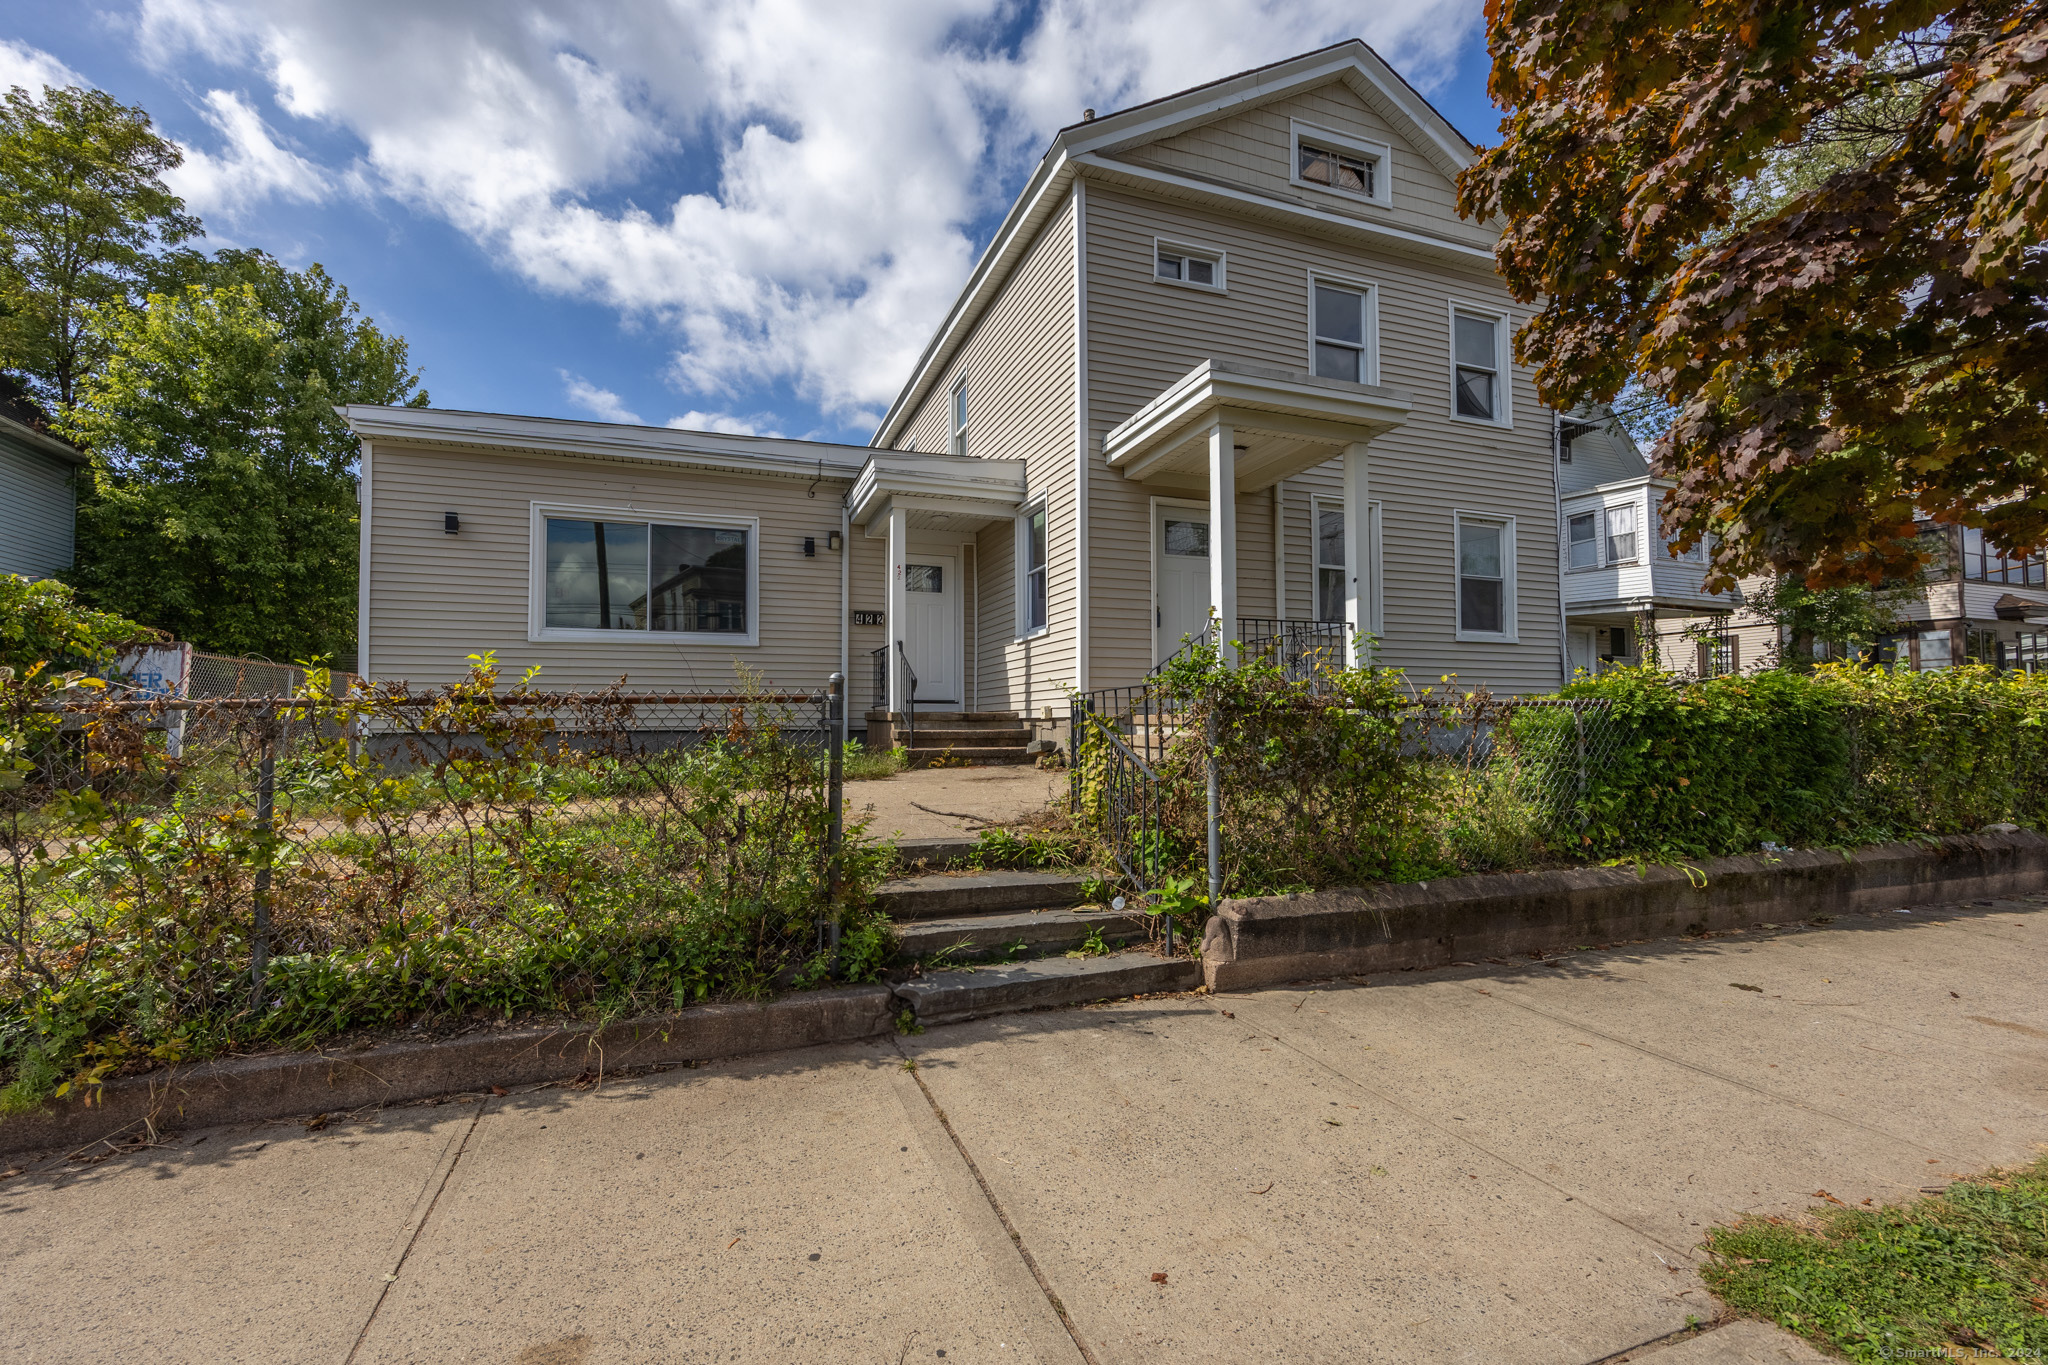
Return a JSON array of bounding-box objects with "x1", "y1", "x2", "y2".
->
[{"x1": 903, "y1": 553, "x2": 961, "y2": 705}]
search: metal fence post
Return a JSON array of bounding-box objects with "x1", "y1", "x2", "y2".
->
[
  {"x1": 825, "y1": 673, "x2": 844, "y2": 949},
  {"x1": 1574, "y1": 704, "x2": 1588, "y2": 833},
  {"x1": 249, "y1": 719, "x2": 277, "y2": 1012}
]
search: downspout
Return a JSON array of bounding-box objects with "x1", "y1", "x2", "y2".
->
[
  {"x1": 1552, "y1": 411, "x2": 1568, "y2": 687},
  {"x1": 357, "y1": 436, "x2": 372, "y2": 679},
  {"x1": 1072, "y1": 180, "x2": 1090, "y2": 698},
  {"x1": 839, "y1": 492, "x2": 850, "y2": 707}
]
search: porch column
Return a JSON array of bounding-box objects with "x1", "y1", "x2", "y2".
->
[
  {"x1": 1342, "y1": 440, "x2": 1371, "y2": 668},
  {"x1": 1208, "y1": 420, "x2": 1237, "y2": 664},
  {"x1": 887, "y1": 504, "x2": 908, "y2": 712}
]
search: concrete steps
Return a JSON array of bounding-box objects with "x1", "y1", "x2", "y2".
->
[
  {"x1": 894, "y1": 952, "x2": 1199, "y2": 1027},
  {"x1": 894, "y1": 908, "x2": 1146, "y2": 962},
  {"x1": 871, "y1": 709, "x2": 1036, "y2": 766},
  {"x1": 906, "y1": 746, "x2": 1036, "y2": 767},
  {"x1": 873, "y1": 868, "x2": 1093, "y2": 921}
]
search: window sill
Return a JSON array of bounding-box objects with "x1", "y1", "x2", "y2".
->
[
  {"x1": 1448, "y1": 411, "x2": 1512, "y2": 431},
  {"x1": 1454, "y1": 630, "x2": 1519, "y2": 645},
  {"x1": 1013, "y1": 627, "x2": 1051, "y2": 645},
  {"x1": 1289, "y1": 176, "x2": 1391, "y2": 211},
  {"x1": 1153, "y1": 275, "x2": 1226, "y2": 295},
  {"x1": 531, "y1": 628, "x2": 761, "y2": 648}
]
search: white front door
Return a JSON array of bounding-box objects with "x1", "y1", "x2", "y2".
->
[
  {"x1": 903, "y1": 553, "x2": 961, "y2": 705},
  {"x1": 1155, "y1": 504, "x2": 1211, "y2": 664},
  {"x1": 1568, "y1": 628, "x2": 1598, "y2": 678}
]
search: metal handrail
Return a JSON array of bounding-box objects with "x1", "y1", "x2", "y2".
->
[{"x1": 894, "y1": 640, "x2": 918, "y2": 752}]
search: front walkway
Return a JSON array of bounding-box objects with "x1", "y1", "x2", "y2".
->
[
  {"x1": 848, "y1": 764, "x2": 1068, "y2": 842},
  {"x1": 7, "y1": 895, "x2": 2044, "y2": 1362}
]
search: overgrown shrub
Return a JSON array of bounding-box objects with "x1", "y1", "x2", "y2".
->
[
  {"x1": 0, "y1": 657, "x2": 889, "y2": 1109},
  {"x1": 0, "y1": 575, "x2": 154, "y2": 675}
]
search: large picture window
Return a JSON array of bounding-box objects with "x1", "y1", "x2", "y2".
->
[{"x1": 543, "y1": 515, "x2": 751, "y2": 637}]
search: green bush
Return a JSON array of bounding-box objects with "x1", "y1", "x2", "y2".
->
[{"x1": 0, "y1": 575, "x2": 153, "y2": 674}]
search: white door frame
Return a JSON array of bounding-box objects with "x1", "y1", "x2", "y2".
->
[{"x1": 1150, "y1": 495, "x2": 1212, "y2": 665}]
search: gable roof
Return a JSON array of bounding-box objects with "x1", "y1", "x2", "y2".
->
[{"x1": 871, "y1": 39, "x2": 1486, "y2": 448}]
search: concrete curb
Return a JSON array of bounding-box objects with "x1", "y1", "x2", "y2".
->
[
  {"x1": 1201, "y1": 831, "x2": 2048, "y2": 992},
  {"x1": 895, "y1": 954, "x2": 1201, "y2": 1027},
  {"x1": 0, "y1": 984, "x2": 895, "y2": 1160}
]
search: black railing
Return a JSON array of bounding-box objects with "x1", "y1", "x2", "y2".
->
[
  {"x1": 895, "y1": 640, "x2": 918, "y2": 751},
  {"x1": 869, "y1": 645, "x2": 888, "y2": 714},
  {"x1": 1233, "y1": 618, "x2": 1351, "y2": 682},
  {"x1": 1069, "y1": 673, "x2": 1193, "y2": 911}
]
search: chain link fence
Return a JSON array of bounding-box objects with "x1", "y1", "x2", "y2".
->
[{"x1": 0, "y1": 672, "x2": 878, "y2": 1099}]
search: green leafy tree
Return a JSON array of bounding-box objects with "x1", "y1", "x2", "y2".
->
[
  {"x1": 61, "y1": 258, "x2": 426, "y2": 662},
  {"x1": 0, "y1": 574, "x2": 152, "y2": 674},
  {"x1": 1459, "y1": 4, "x2": 2048, "y2": 592},
  {"x1": 0, "y1": 84, "x2": 201, "y2": 413}
]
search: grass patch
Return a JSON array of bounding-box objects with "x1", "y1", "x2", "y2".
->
[
  {"x1": 1702, "y1": 1157, "x2": 2048, "y2": 1360},
  {"x1": 843, "y1": 740, "x2": 908, "y2": 781}
]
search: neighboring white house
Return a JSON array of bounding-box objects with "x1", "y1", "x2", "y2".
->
[
  {"x1": 347, "y1": 40, "x2": 1724, "y2": 729},
  {"x1": 0, "y1": 387, "x2": 85, "y2": 581}
]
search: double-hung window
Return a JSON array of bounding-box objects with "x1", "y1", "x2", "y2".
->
[
  {"x1": 1456, "y1": 513, "x2": 1513, "y2": 638},
  {"x1": 1155, "y1": 240, "x2": 1223, "y2": 290},
  {"x1": 950, "y1": 380, "x2": 969, "y2": 457},
  {"x1": 541, "y1": 512, "x2": 754, "y2": 640},
  {"x1": 1566, "y1": 512, "x2": 1597, "y2": 569},
  {"x1": 1312, "y1": 279, "x2": 1370, "y2": 383},
  {"x1": 1452, "y1": 309, "x2": 1503, "y2": 422},
  {"x1": 1019, "y1": 500, "x2": 1049, "y2": 636},
  {"x1": 1316, "y1": 504, "x2": 1346, "y2": 622},
  {"x1": 1603, "y1": 504, "x2": 1638, "y2": 563}
]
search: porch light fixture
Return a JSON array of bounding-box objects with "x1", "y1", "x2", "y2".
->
[
  {"x1": 444, "y1": 512, "x2": 460, "y2": 534},
  {"x1": 828, "y1": 530, "x2": 843, "y2": 552}
]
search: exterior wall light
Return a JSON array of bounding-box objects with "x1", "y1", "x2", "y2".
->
[{"x1": 444, "y1": 512, "x2": 460, "y2": 534}]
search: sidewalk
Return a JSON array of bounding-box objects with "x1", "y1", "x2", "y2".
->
[
  {"x1": 847, "y1": 764, "x2": 1067, "y2": 842},
  {"x1": 6, "y1": 895, "x2": 2043, "y2": 1363}
]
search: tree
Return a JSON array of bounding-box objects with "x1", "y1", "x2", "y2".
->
[
  {"x1": 1459, "y1": 3, "x2": 2048, "y2": 593},
  {"x1": 0, "y1": 85, "x2": 200, "y2": 413},
  {"x1": 60, "y1": 257, "x2": 427, "y2": 662}
]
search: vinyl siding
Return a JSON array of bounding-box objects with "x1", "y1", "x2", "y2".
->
[
  {"x1": 0, "y1": 434, "x2": 76, "y2": 579},
  {"x1": 364, "y1": 441, "x2": 866, "y2": 694},
  {"x1": 892, "y1": 197, "x2": 1079, "y2": 713},
  {"x1": 1082, "y1": 182, "x2": 1563, "y2": 693},
  {"x1": 1113, "y1": 80, "x2": 1496, "y2": 255}
]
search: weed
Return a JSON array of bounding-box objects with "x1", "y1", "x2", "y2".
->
[
  {"x1": 894, "y1": 1008, "x2": 923, "y2": 1036},
  {"x1": 1701, "y1": 1156, "x2": 2048, "y2": 1360},
  {"x1": 1066, "y1": 925, "x2": 1112, "y2": 959}
]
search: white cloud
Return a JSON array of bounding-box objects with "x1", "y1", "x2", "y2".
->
[
  {"x1": 132, "y1": 0, "x2": 1482, "y2": 426},
  {"x1": 668, "y1": 411, "x2": 780, "y2": 437},
  {"x1": 0, "y1": 40, "x2": 88, "y2": 96},
  {"x1": 560, "y1": 372, "x2": 642, "y2": 425},
  {"x1": 165, "y1": 89, "x2": 330, "y2": 220}
]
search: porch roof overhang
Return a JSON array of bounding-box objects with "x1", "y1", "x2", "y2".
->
[
  {"x1": 849, "y1": 450, "x2": 1029, "y2": 537},
  {"x1": 1102, "y1": 358, "x2": 1412, "y2": 491}
]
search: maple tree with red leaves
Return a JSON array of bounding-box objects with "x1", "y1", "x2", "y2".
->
[{"x1": 1459, "y1": 0, "x2": 2048, "y2": 590}]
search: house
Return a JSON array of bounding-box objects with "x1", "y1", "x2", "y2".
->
[
  {"x1": 346, "y1": 41, "x2": 1646, "y2": 736},
  {"x1": 1701, "y1": 525, "x2": 2048, "y2": 675},
  {"x1": 0, "y1": 379, "x2": 86, "y2": 581},
  {"x1": 1556, "y1": 415, "x2": 1733, "y2": 676}
]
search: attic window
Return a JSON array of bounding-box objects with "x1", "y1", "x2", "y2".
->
[
  {"x1": 1289, "y1": 121, "x2": 1391, "y2": 207},
  {"x1": 1155, "y1": 240, "x2": 1225, "y2": 291},
  {"x1": 1298, "y1": 142, "x2": 1373, "y2": 198}
]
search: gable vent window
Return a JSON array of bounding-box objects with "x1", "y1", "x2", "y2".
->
[
  {"x1": 1155, "y1": 241, "x2": 1224, "y2": 291},
  {"x1": 1298, "y1": 141, "x2": 1374, "y2": 199}
]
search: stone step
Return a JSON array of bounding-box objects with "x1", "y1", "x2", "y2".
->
[
  {"x1": 874, "y1": 869, "x2": 1093, "y2": 921},
  {"x1": 866, "y1": 710, "x2": 1021, "y2": 724},
  {"x1": 906, "y1": 748, "x2": 1036, "y2": 768},
  {"x1": 904, "y1": 727, "x2": 1030, "y2": 747},
  {"x1": 894, "y1": 951, "x2": 1200, "y2": 1027},
  {"x1": 889, "y1": 836, "x2": 981, "y2": 871},
  {"x1": 893, "y1": 908, "x2": 1148, "y2": 962}
]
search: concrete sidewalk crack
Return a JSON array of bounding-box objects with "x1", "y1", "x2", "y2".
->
[
  {"x1": 1464, "y1": 985, "x2": 1956, "y2": 1160},
  {"x1": 893, "y1": 1040, "x2": 1101, "y2": 1365},
  {"x1": 342, "y1": 1097, "x2": 492, "y2": 1363},
  {"x1": 1228, "y1": 1002, "x2": 1698, "y2": 1260}
]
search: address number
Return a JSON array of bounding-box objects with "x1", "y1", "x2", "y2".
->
[{"x1": 852, "y1": 611, "x2": 885, "y2": 626}]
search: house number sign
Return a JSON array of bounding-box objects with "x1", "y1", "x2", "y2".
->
[{"x1": 851, "y1": 611, "x2": 885, "y2": 626}]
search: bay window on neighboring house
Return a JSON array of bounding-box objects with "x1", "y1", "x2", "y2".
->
[
  {"x1": 1017, "y1": 499, "x2": 1049, "y2": 637},
  {"x1": 1455, "y1": 512, "x2": 1515, "y2": 639},
  {"x1": 1603, "y1": 503, "x2": 1639, "y2": 563},
  {"x1": 538, "y1": 510, "x2": 756, "y2": 643},
  {"x1": 1567, "y1": 511, "x2": 1597, "y2": 569}
]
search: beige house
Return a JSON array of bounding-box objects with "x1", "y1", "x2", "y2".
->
[{"x1": 348, "y1": 41, "x2": 1617, "y2": 733}]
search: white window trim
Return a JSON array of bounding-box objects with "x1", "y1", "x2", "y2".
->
[
  {"x1": 1014, "y1": 494, "x2": 1050, "y2": 642},
  {"x1": 1602, "y1": 502, "x2": 1641, "y2": 566},
  {"x1": 1288, "y1": 119, "x2": 1392, "y2": 208},
  {"x1": 1152, "y1": 236, "x2": 1227, "y2": 293},
  {"x1": 949, "y1": 377, "x2": 969, "y2": 457},
  {"x1": 1564, "y1": 508, "x2": 1599, "y2": 572},
  {"x1": 1306, "y1": 270, "x2": 1380, "y2": 386},
  {"x1": 1453, "y1": 509, "x2": 1518, "y2": 643},
  {"x1": 527, "y1": 500, "x2": 762, "y2": 647},
  {"x1": 1309, "y1": 493, "x2": 1383, "y2": 634},
  {"x1": 1447, "y1": 301, "x2": 1512, "y2": 428}
]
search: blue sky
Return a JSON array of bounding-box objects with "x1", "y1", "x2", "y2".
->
[{"x1": 5, "y1": 1, "x2": 1499, "y2": 445}]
